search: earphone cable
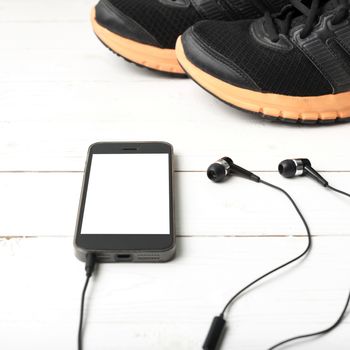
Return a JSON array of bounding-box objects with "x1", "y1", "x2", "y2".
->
[
  {"x1": 268, "y1": 290, "x2": 350, "y2": 350},
  {"x1": 78, "y1": 275, "x2": 91, "y2": 350},
  {"x1": 205, "y1": 159, "x2": 350, "y2": 350},
  {"x1": 327, "y1": 185, "x2": 350, "y2": 198},
  {"x1": 78, "y1": 253, "x2": 96, "y2": 350},
  {"x1": 268, "y1": 182, "x2": 350, "y2": 349},
  {"x1": 220, "y1": 179, "x2": 312, "y2": 316}
]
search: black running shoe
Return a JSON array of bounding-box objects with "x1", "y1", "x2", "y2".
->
[
  {"x1": 91, "y1": 0, "x2": 289, "y2": 75},
  {"x1": 176, "y1": 0, "x2": 350, "y2": 123}
]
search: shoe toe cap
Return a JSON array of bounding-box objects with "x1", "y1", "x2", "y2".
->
[
  {"x1": 95, "y1": 0, "x2": 201, "y2": 49},
  {"x1": 95, "y1": 0, "x2": 161, "y2": 47},
  {"x1": 180, "y1": 21, "x2": 261, "y2": 91}
]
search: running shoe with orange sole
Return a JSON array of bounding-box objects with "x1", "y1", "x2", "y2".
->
[
  {"x1": 91, "y1": 0, "x2": 289, "y2": 75},
  {"x1": 176, "y1": 0, "x2": 350, "y2": 124}
]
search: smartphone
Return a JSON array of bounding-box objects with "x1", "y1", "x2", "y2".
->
[{"x1": 74, "y1": 142, "x2": 175, "y2": 263}]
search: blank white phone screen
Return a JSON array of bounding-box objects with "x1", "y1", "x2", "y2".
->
[{"x1": 81, "y1": 153, "x2": 170, "y2": 235}]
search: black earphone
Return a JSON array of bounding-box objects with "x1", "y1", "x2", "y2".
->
[
  {"x1": 279, "y1": 158, "x2": 328, "y2": 187},
  {"x1": 279, "y1": 158, "x2": 350, "y2": 199},
  {"x1": 207, "y1": 157, "x2": 260, "y2": 183},
  {"x1": 204, "y1": 157, "x2": 312, "y2": 350},
  {"x1": 204, "y1": 157, "x2": 350, "y2": 350}
]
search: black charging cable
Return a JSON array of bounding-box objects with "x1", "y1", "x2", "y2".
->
[
  {"x1": 203, "y1": 179, "x2": 312, "y2": 350},
  {"x1": 78, "y1": 253, "x2": 96, "y2": 350}
]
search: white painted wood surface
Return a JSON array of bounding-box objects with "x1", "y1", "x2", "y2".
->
[{"x1": 0, "y1": 1, "x2": 349, "y2": 349}]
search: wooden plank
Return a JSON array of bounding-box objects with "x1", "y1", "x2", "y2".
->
[
  {"x1": 0, "y1": 0, "x2": 96, "y2": 22},
  {"x1": 0, "y1": 109, "x2": 350, "y2": 171},
  {"x1": 0, "y1": 23, "x2": 94, "y2": 50},
  {"x1": 1, "y1": 53, "x2": 350, "y2": 172},
  {"x1": 1, "y1": 172, "x2": 349, "y2": 237},
  {"x1": 1, "y1": 236, "x2": 349, "y2": 349}
]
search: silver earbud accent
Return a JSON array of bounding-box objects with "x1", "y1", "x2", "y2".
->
[{"x1": 293, "y1": 159, "x2": 304, "y2": 176}]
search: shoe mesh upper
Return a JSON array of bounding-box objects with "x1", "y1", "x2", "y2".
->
[
  {"x1": 220, "y1": 0, "x2": 288, "y2": 19},
  {"x1": 107, "y1": 0, "x2": 201, "y2": 48},
  {"x1": 262, "y1": 0, "x2": 289, "y2": 13},
  {"x1": 191, "y1": 20, "x2": 333, "y2": 96},
  {"x1": 106, "y1": 0, "x2": 289, "y2": 48}
]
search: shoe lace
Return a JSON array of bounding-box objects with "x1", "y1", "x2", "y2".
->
[{"x1": 263, "y1": 0, "x2": 350, "y2": 42}]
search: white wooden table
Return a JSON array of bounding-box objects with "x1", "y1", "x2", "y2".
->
[{"x1": 1, "y1": 1, "x2": 350, "y2": 349}]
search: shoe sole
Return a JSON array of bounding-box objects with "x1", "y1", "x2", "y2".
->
[
  {"x1": 176, "y1": 37, "x2": 350, "y2": 124},
  {"x1": 91, "y1": 8, "x2": 185, "y2": 75}
]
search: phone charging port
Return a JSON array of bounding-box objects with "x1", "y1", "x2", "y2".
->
[{"x1": 115, "y1": 254, "x2": 132, "y2": 262}]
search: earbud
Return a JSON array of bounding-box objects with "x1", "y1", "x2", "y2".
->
[
  {"x1": 207, "y1": 157, "x2": 260, "y2": 183},
  {"x1": 278, "y1": 158, "x2": 311, "y2": 178},
  {"x1": 279, "y1": 158, "x2": 328, "y2": 187},
  {"x1": 207, "y1": 157, "x2": 234, "y2": 182}
]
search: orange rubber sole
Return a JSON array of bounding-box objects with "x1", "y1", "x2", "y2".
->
[
  {"x1": 91, "y1": 8, "x2": 184, "y2": 75},
  {"x1": 176, "y1": 37, "x2": 350, "y2": 123}
]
